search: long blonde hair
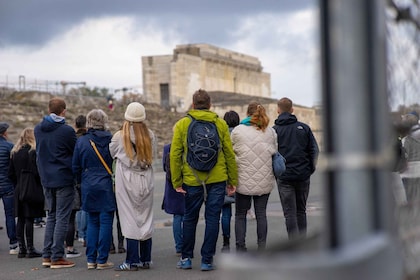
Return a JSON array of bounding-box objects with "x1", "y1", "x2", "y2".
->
[
  {"x1": 121, "y1": 121, "x2": 152, "y2": 164},
  {"x1": 11, "y1": 128, "x2": 36, "y2": 155}
]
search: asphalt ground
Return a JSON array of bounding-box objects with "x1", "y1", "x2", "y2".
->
[{"x1": 0, "y1": 170, "x2": 324, "y2": 280}]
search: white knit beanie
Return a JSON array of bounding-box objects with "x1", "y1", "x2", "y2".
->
[{"x1": 124, "y1": 102, "x2": 146, "y2": 122}]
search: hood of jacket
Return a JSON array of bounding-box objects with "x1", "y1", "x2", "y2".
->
[
  {"x1": 87, "y1": 129, "x2": 112, "y2": 148},
  {"x1": 188, "y1": 109, "x2": 219, "y2": 123},
  {"x1": 274, "y1": 112, "x2": 297, "y2": 126},
  {"x1": 39, "y1": 115, "x2": 66, "y2": 132}
]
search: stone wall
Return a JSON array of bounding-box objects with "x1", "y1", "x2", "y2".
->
[
  {"x1": 208, "y1": 91, "x2": 323, "y2": 151},
  {"x1": 142, "y1": 43, "x2": 271, "y2": 112}
]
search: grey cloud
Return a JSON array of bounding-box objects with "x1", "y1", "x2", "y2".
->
[{"x1": 0, "y1": 0, "x2": 314, "y2": 47}]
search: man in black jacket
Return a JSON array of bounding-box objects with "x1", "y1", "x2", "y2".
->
[{"x1": 273, "y1": 97, "x2": 319, "y2": 240}]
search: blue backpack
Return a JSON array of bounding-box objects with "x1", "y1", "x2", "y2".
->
[{"x1": 186, "y1": 114, "x2": 220, "y2": 172}]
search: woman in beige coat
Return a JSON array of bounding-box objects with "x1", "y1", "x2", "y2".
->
[
  {"x1": 109, "y1": 102, "x2": 156, "y2": 271},
  {"x1": 231, "y1": 101, "x2": 278, "y2": 252}
]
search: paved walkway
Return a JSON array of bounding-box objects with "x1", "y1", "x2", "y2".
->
[{"x1": 0, "y1": 171, "x2": 324, "y2": 280}]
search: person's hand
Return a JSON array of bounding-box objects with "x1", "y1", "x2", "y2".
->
[
  {"x1": 175, "y1": 186, "x2": 186, "y2": 194},
  {"x1": 226, "y1": 185, "x2": 236, "y2": 196}
]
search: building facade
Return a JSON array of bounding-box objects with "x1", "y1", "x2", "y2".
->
[{"x1": 142, "y1": 43, "x2": 271, "y2": 112}]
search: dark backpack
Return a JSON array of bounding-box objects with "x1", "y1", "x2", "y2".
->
[{"x1": 186, "y1": 114, "x2": 220, "y2": 172}]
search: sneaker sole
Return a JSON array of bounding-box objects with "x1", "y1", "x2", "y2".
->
[
  {"x1": 201, "y1": 267, "x2": 214, "y2": 271},
  {"x1": 50, "y1": 264, "x2": 75, "y2": 269},
  {"x1": 114, "y1": 267, "x2": 138, "y2": 271},
  {"x1": 97, "y1": 263, "x2": 114, "y2": 270},
  {"x1": 97, "y1": 266, "x2": 114, "y2": 270},
  {"x1": 177, "y1": 265, "x2": 192, "y2": 269},
  {"x1": 66, "y1": 254, "x2": 82, "y2": 258},
  {"x1": 87, "y1": 263, "x2": 96, "y2": 269}
]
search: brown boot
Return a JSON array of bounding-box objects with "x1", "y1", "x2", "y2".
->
[{"x1": 50, "y1": 258, "x2": 75, "y2": 269}]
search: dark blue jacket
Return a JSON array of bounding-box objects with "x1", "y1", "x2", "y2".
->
[
  {"x1": 273, "y1": 112, "x2": 319, "y2": 181},
  {"x1": 72, "y1": 129, "x2": 116, "y2": 213},
  {"x1": 34, "y1": 116, "x2": 77, "y2": 188},
  {"x1": 162, "y1": 143, "x2": 185, "y2": 215},
  {"x1": 0, "y1": 136, "x2": 14, "y2": 195}
]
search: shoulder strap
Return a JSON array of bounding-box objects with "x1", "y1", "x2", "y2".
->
[{"x1": 90, "y1": 140, "x2": 112, "y2": 175}]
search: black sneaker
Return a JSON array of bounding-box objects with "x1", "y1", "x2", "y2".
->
[
  {"x1": 66, "y1": 249, "x2": 81, "y2": 258},
  {"x1": 138, "y1": 261, "x2": 151, "y2": 269}
]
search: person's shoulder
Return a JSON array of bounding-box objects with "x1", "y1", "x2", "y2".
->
[
  {"x1": 112, "y1": 130, "x2": 122, "y2": 139},
  {"x1": 296, "y1": 120, "x2": 312, "y2": 129}
]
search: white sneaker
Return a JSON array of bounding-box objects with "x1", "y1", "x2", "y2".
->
[
  {"x1": 9, "y1": 247, "x2": 19, "y2": 255},
  {"x1": 77, "y1": 238, "x2": 84, "y2": 243}
]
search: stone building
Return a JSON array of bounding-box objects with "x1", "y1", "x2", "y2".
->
[
  {"x1": 141, "y1": 43, "x2": 323, "y2": 150},
  {"x1": 142, "y1": 43, "x2": 271, "y2": 112}
]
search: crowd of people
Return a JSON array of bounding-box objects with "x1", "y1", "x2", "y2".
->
[{"x1": 0, "y1": 90, "x2": 320, "y2": 272}]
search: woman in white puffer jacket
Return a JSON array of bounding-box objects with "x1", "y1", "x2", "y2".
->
[{"x1": 231, "y1": 101, "x2": 278, "y2": 252}]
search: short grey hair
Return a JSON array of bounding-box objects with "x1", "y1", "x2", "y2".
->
[{"x1": 86, "y1": 109, "x2": 109, "y2": 130}]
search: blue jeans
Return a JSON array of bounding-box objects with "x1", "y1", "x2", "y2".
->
[
  {"x1": 86, "y1": 211, "x2": 114, "y2": 264},
  {"x1": 43, "y1": 186, "x2": 74, "y2": 261},
  {"x1": 221, "y1": 204, "x2": 232, "y2": 238},
  {"x1": 1, "y1": 190, "x2": 17, "y2": 246},
  {"x1": 277, "y1": 179, "x2": 310, "y2": 239},
  {"x1": 173, "y1": 214, "x2": 183, "y2": 253},
  {"x1": 182, "y1": 181, "x2": 225, "y2": 264},
  {"x1": 235, "y1": 192, "x2": 270, "y2": 250},
  {"x1": 76, "y1": 210, "x2": 87, "y2": 240},
  {"x1": 125, "y1": 238, "x2": 152, "y2": 264}
]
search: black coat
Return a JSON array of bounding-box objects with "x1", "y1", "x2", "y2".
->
[
  {"x1": 8, "y1": 145, "x2": 45, "y2": 218},
  {"x1": 273, "y1": 112, "x2": 319, "y2": 181}
]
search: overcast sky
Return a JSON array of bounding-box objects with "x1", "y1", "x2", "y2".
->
[{"x1": 0, "y1": 0, "x2": 320, "y2": 107}]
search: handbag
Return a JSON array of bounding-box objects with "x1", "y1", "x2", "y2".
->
[
  {"x1": 272, "y1": 151, "x2": 286, "y2": 178},
  {"x1": 18, "y1": 169, "x2": 44, "y2": 204}
]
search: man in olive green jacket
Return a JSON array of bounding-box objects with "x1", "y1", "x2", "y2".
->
[{"x1": 170, "y1": 89, "x2": 237, "y2": 271}]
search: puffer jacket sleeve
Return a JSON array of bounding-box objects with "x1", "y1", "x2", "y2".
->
[{"x1": 170, "y1": 118, "x2": 186, "y2": 189}]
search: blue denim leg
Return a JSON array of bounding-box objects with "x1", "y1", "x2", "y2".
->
[
  {"x1": 86, "y1": 212, "x2": 99, "y2": 263},
  {"x1": 221, "y1": 204, "x2": 232, "y2": 238},
  {"x1": 76, "y1": 210, "x2": 87, "y2": 240},
  {"x1": 182, "y1": 185, "x2": 204, "y2": 259},
  {"x1": 97, "y1": 211, "x2": 114, "y2": 264},
  {"x1": 2, "y1": 191, "x2": 17, "y2": 246},
  {"x1": 201, "y1": 182, "x2": 225, "y2": 264},
  {"x1": 235, "y1": 192, "x2": 251, "y2": 249},
  {"x1": 139, "y1": 238, "x2": 152, "y2": 263},
  {"x1": 277, "y1": 179, "x2": 310, "y2": 239},
  {"x1": 173, "y1": 214, "x2": 183, "y2": 253},
  {"x1": 252, "y1": 193, "x2": 270, "y2": 249},
  {"x1": 43, "y1": 186, "x2": 74, "y2": 261},
  {"x1": 86, "y1": 211, "x2": 114, "y2": 263},
  {"x1": 126, "y1": 238, "x2": 140, "y2": 264}
]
